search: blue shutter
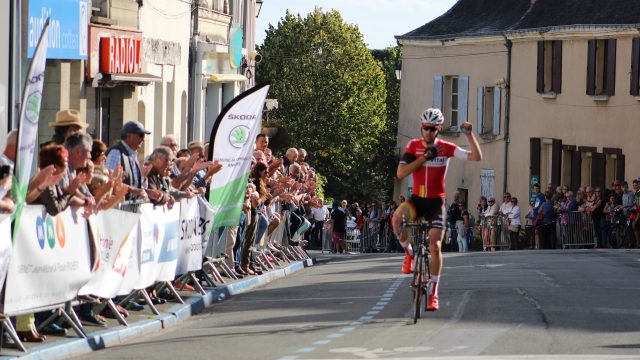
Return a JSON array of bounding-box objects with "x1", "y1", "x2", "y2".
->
[
  {"x1": 476, "y1": 87, "x2": 484, "y2": 134},
  {"x1": 433, "y1": 76, "x2": 443, "y2": 109},
  {"x1": 492, "y1": 86, "x2": 501, "y2": 136},
  {"x1": 458, "y1": 75, "x2": 469, "y2": 129}
]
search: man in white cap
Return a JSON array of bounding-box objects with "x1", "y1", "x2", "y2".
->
[{"x1": 105, "y1": 121, "x2": 150, "y2": 201}]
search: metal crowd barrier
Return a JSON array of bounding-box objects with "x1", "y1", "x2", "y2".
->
[
  {"x1": 479, "y1": 215, "x2": 511, "y2": 250},
  {"x1": 344, "y1": 227, "x2": 360, "y2": 253},
  {"x1": 559, "y1": 211, "x2": 597, "y2": 248}
]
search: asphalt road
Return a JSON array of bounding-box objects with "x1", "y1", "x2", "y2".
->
[{"x1": 77, "y1": 249, "x2": 640, "y2": 359}]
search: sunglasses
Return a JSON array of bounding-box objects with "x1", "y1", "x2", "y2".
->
[{"x1": 422, "y1": 126, "x2": 438, "y2": 132}]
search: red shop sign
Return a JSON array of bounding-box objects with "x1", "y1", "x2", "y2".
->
[{"x1": 100, "y1": 37, "x2": 141, "y2": 74}]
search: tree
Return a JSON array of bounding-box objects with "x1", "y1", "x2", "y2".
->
[{"x1": 256, "y1": 8, "x2": 388, "y2": 201}]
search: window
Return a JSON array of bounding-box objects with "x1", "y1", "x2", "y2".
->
[
  {"x1": 537, "y1": 40, "x2": 562, "y2": 94},
  {"x1": 433, "y1": 75, "x2": 468, "y2": 131},
  {"x1": 631, "y1": 38, "x2": 640, "y2": 96},
  {"x1": 587, "y1": 39, "x2": 616, "y2": 96},
  {"x1": 476, "y1": 86, "x2": 500, "y2": 136}
]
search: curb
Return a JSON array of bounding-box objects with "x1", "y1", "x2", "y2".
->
[{"x1": 1, "y1": 258, "x2": 314, "y2": 360}]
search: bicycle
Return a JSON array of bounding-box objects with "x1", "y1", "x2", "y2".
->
[
  {"x1": 608, "y1": 208, "x2": 636, "y2": 248},
  {"x1": 400, "y1": 220, "x2": 432, "y2": 324}
]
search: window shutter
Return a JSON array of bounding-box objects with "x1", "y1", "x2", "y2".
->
[
  {"x1": 537, "y1": 41, "x2": 545, "y2": 93},
  {"x1": 552, "y1": 40, "x2": 563, "y2": 93},
  {"x1": 433, "y1": 76, "x2": 443, "y2": 109},
  {"x1": 551, "y1": 139, "x2": 562, "y2": 187},
  {"x1": 492, "y1": 86, "x2": 501, "y2": 136},
  {"x1": 631, "y1": 38, "x2": 640, "y2": 96},
  {"x1": 458, "y1": 75, "x2": 469, "y2": 127},
  {"x1": 476, "y1": 87, "x2": 484, "y2": 134},
  {"x1": 530, "y1": 138, "x2": 541, "y2": 179},
  {"x1": 605, "y1": 39, "x2": 616, "y2": 96},
  {"x1": 616, "y1": 154, "x2": 625, "y2": 182},
  {"x1": 586, "y1": 40, "x2": 596, "y2": 95},
  {"x1": 591, "y1": 152, "x2": 605, "y2": 192},
  {"x1": 570, "y1": 150, "x2": 581, "y2": 192}
]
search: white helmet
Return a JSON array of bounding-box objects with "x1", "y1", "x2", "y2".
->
[{"x1": 420, "y1": 108, "x2": 445, "y2": 126}]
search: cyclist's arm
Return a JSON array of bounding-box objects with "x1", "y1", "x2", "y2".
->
[
  {"x1": 397, "y1": 153, "x2": 428, "y2": 180},
  {"x1": 462, "y1": 123, "x2": 483, "y2": 161}
]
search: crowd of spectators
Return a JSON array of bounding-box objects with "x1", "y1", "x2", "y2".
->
[{"x1": 0, "y1": 109, "x2": 321, "y2": 343}]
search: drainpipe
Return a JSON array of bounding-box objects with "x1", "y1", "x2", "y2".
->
[
  {"x1": 187, "y1": 0, "x2": 200, "y2": 141},
  {"x1": 503, "y1": 35, "x2": 512, "y2": 194}
]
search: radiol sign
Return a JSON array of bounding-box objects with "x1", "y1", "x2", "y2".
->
[
  {"x1": 28, "y1": 0, "x2": 89, "y2": 59},
  {"x1": 87, "y1": 25, "x2": 143, "y2": 79},
  {"x1": 99, "y1": 37, "x2": 141, "y2": 74}
]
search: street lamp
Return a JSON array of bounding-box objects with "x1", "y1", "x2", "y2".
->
[
  {"x1": 256, "y1": 0, "x2": 263, "y2": 17},
  {"x1": 395, "y1": 64, "x2": 402, "y2": 81}
]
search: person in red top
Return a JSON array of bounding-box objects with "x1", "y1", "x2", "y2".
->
[{"x1": 392, "y1": 108, "x2": 482, "y2": 311}]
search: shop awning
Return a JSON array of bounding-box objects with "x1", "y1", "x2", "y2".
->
[
  {"x1": 209, "y1": 73, "x2": 248, "y2": 83},
  {"x1": 108, "y1": 73, "x2": 162, "y2": 83},
  {"x1": 97, "y1": 73, "x2": 162, "y2": 87}
]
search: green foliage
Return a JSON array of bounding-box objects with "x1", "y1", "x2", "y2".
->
[
  {"x1": 313, "y1": 172, "x2": 327, "y2": 200},
  {"x1": 257, "y1": 8, "x2": 398, "y2": 202}
]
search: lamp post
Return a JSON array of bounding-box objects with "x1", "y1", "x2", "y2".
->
[{"x1": 395, "y1": 63, "x2": 402, "y2": 81}]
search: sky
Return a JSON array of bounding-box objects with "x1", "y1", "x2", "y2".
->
[{"x1": 256, "y1": 0, "x2": 458, "y2": 49}]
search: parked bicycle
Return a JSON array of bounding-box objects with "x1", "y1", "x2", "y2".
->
[
  {"x1": 608, "y1": 208, "x2": 636, "y2": 248},
  {"x1": 400, "y1": 220, "x2": 432, "y2": 324}
]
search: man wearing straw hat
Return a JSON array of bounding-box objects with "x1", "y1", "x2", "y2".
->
[{"x1": 48, "y1": 109, "x2": 89, "y2": 145}]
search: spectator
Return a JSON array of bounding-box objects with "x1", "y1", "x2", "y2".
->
[
  {"x1": 499, "y1": 192, "x2": 513, "y2": 216},
  {"x1": 35, "y1": 145, "x2": 86, "y2": 216},
  {"x1": 255, "y1": 134, "x2": 269, "y2": 152},
  {"x1": 601, "y1": 193, "x2": 617, "y2": 248},
  {"x1": 48, "y1": 109, "x2": 89, "y2": 145},
  {"x1": 508, "y1": 197, "x2": 521, "y2": 250},
  {"x1": 538, "y1": 191, "x2": 557, "y2": 249},
  {"x1": 457, "y1": 202, "x2": 469, "y2": 252},
  {"x1": 105, "y1": 121, "x2": 150, "y2": 201},
  {"x1": 311, "y1": 199, "x2": 327, "y2": 247},
  {"x1": 330, "y1": 200, "x2": 348, "y2": 254}
]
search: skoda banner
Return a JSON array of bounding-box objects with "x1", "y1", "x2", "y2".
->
[{"x1": 208, "y1": 84, "x2": 270, "y2": 228}]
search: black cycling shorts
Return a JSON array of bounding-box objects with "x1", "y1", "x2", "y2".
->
[{"x1": 407, "y1": 195, "x2": 446, "y2": 230}]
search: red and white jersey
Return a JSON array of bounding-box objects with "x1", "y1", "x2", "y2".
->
[{"x1": 400, "y1": 138, "x2": 469, "y2": 199}]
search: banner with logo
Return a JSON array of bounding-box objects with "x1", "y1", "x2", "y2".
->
[
  {"x1": 27, "y1": 0, "x2": 89, "y2": 59},
  {"x1": 208, "y1": 83, "x2": 269, "y2": 228},
  {"x1": 79, "y1": 209, "x2": 140, "y2": 299},
  {"x1": 198, "y1": 196, "x2": 215, "y2": 254},
  {"x1": 4, "y1": 206, "x2": 92, "y2": 314},
  {"x1": 135, "y1": 204, "x2": 181, "y2": 288},
  {"x1": 176, "y1": 198, "x2": 203, "y2": 275},
  {"x1": 0, "y1": 215, "x2": 13, "y2": 295},
  {"x1": 135, "y1": 204, "x2": 160, "y2": 289},
  {"x1": 12, "y1": 19, "x2": 49, "y2": 239},
  {"x1": 156, "y1": 205, "x2": 180, "y2": 281}
]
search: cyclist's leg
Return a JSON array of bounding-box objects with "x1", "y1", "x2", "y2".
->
[{"x1": 392, "y1": 200, "x2": 417, "y2": 250}]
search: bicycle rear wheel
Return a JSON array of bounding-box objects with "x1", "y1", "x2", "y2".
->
[{"x1": 413, "y1": 250, "x2": 424, "y2": 324}]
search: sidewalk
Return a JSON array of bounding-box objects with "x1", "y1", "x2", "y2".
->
[{"x1": 0, "y1": 258, "x2": 314, "y2": 360}]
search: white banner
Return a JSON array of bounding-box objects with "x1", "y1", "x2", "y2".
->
[
  {"x1": 79, "y1": 209, "x2": 140, "y2": 299},
  {"x1": 135, "y1": 204, "x2": 160, "y2": 289},
  {"x1": 4, "y1": 206, "x2": 92, "y2": 314},
  {"x1": 198, "y1": 196, "x2": 215, "y2": 254},
  {"x1": 208, "y1": 84, "x2": 270, "y2": 228},
  {"x1": 176, "y1": 198, "x2": 202, "y2": 275},
  {"x1": 134, "y1": 204, "x2": 180, "y2": 288},
  {"x1": 0, "y1": 215, "x2": 13, "y2": 296}
]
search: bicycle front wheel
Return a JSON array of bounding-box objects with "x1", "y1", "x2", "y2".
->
[{"x1": 413, "y1": 251, "x2": 424, "y2": 324}]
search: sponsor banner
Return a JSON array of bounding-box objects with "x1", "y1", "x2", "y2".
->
[
  {"x1": 79, "y1": 209, "x2": 140, "y2": 299},
  {"x1": 155, "y1": 205, "x2": 180, "y2": 282},
  {"x1": 13, "y1": 19, "x2": 49, "y2": 236},
  {"x1": 4, "y1": 206, "x2": 92, "y2": 314},
  {"x1": 0, "y1": 215, "x2": 13, "y2": 295},
  {"x1": 208, "y1": 84, "x2": 270, "y2": 228},
  {"x1": 135, "y1": 203, "x2": 160, "y2": 289},
  {"x1": 198, "y1": 197, "x2": 215, "y2": 254},
  {"x1": 118, "y1": 222, "x2": 141, "y2": 296},
  {"x1": 176, "y1": 198, "x2": 202, "y2": 275},
  {"x1": 27, "y1": 0, "x2": 89, "y2": 59},
  {"x1": 135, "y1": 204, "x2": 180, "y2": 288}
]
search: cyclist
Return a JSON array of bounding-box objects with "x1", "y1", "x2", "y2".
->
[{"x1": 392, "y1": 108, "x2": 482, "y2": 311}]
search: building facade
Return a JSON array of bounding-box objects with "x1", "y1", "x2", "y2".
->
[
  {"x1": 2, "y1": 0, "x2": 261, "y2": 156},
  {"x1": 396, "y1": 0, "x2": 640, "y2": 209}
]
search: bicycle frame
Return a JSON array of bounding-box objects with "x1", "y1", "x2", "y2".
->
[{"x1": 400, "y1": 221, "x2": 432, "y2": 324}]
